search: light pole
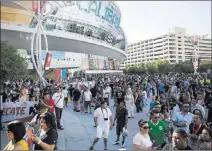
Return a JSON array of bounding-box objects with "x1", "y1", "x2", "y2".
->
[{"x1": 185, "y1": 34, "x2": 207, "y2": 74}]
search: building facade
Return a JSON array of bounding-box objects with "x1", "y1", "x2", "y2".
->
[{"x1": 120, "y1": 27, "x2": 211, "y2": 69}]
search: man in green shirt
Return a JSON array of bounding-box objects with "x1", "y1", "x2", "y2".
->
[{"x1": 148, "y1": 109, "x2": 168, "y2": 147}]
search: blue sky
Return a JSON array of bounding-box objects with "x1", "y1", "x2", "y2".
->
[{"x1": 116, "y1": 1, "x2": 211, "y2": 44}]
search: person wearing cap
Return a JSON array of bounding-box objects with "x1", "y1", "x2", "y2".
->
[{"x1": 42, "y1": 92, "x2": 55, "y2": 113}]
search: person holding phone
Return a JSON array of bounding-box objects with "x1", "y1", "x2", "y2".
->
[{"x1": 30, "y1": 112, "x2": 58, "y2": 150}]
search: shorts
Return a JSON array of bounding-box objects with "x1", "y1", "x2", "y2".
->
[
  {"x1": 96, "y1": 126, "x2": 109, "y2": 139},
  {"x1": 116, "y1": 124, "x2": 124, "y2": 136},
  {"x1": 84, "y1": 101, "x2": 91, "y2": 107}
]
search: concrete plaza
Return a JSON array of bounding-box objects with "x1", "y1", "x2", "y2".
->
[{"x1": 1, "y1": 98, "x2": 151, "y2": 150}]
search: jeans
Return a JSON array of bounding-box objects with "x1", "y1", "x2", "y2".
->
[{"x1": 55, "y1": 107, "x2": 63, "y2": 128}]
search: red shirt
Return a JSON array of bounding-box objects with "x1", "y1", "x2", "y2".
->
[{"x1": 45, "y1": 99, "x2": 55, "y2": 113}]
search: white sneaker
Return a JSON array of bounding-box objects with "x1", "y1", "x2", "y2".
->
[
  {"x1": 113, "y1": 141, "x2": 120, "y2": 145},
  {"x1": 121, "y1": 142, "x2": 125, "y2": 148}
]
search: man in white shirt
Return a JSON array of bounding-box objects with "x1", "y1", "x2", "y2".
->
[
  {"x1": 52, "y1": 86, "x2": 65, "y2": 130},
  {"x1": 89, "y1": 101, "x2": 113, "y2": 150},
  {"x1": 83, "y1": 87, "x2": 92, "y2": 114},
  {"x1": 62, "y1": 87, "x2": 68, "y2": 107}
]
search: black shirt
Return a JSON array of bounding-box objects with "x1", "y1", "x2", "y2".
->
[
  {"x1": 116, "y1": 91, "x2": 124, "y2": 104},
  {"x1": 116, "y1": 107, "x2": 128, "y2": 126},
  {"x1": 90, "y1": 87, "x2": 97, "y2": 97},
  {"x1": 73, "y1": 89, "x2": 81, "y2": 101},
  {"x1": 34, "y1": 128, "x2": 58, "y2": 150},
  {"x1": 189, "y1": 123, "x2": 205, "y2": 136},
  {"x1": 69, "y1": 87, "x2": 75, "y2": 97}
]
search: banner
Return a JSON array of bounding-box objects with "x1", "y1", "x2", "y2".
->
[
  {"x1": 81, "y1": 59, "x2": 89, "y2": 70},
  {"x1": 44, "y1": 53, "x2": 52, "y2": 70},
  {"x1": 62, "y1": 70, "x2": 67, "y2": 81},
  {"x1": 88, "y1": 59, "x2": 94, "y2": 70},
  {"x1": 109, "y1": 60, "x2": 113, "y2": 70},
  {"x1": 55, "y1": 69, "x2": 62, "y2": 85},
  {"x1": 104, "y1": 60, "x2": 109, "y2": 70},
  {"x1": 32, "y1": 0, "x2": 45, "y2": 13},
  {"x1": 70, "y1": 81, "x2": 93, "y2": 91},
  {"x1": 98, "y1": 59, "x2": 104, "y2": 70},
  {"x1": 2, "y1": 101, "x2": 37, "y2": 123},
  {"x1": 93, "y1": 59, "x2": 99, "y2": 70}
]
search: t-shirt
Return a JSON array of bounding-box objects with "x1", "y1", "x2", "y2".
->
[
  {"x1": 189, "y1": 123, "x2": 205, "y2": 136},
  {"x1": 116, "y1": 91, "x2": 124, "y2": 104},
  {"x1": 159, "y1": 83, "x2": 165, "y2": 92},
  {"x1": 142, "y1": 91, "x2": 147, "y2": 98},
  {"x1": 73, "y1": 89, "x2": 81, "y2": 101},
  {"x1": 52, "y1": 92, "x2": 64, "y2": 108},
  {"x1": 45, "y1": 99, "x2": 55, "y2": 113},
  {"x1": 62, "y1": 89, "x2": 68, "y2": 98},
  {"x1": 116, "y1": 107, "x2": 128, "y2": 126},
  {"x1": 103, "y1": 89, "x2": 109, "y2": 98},
  {"x1": 150, "y1": 101, "x2": 159, "y2": 111},
  {"x1": 94, "y1": 107, "x2": 112, "y2": 127},
  {"x1": 69, "y1": 87, "x2": 75, "y2": 97},
  {"x1": 133, "y1": 133, "x2": 152, "y2": 150},
  {"x1": 83, "y1": 91, "x2": 92, "y2": 101},
  {"x1": 148, "y1": 120, "x2": 168, "y2": 146},
  {"x1": 34, "y1": 128, "x2": 58, "y2": 150}
]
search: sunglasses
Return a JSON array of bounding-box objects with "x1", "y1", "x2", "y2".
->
[{"x1": 142, "y1": 126, "x2": 150, "y2": 129}]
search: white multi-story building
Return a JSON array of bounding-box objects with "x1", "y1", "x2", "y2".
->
[{"x1": 120, "y1": 27, "x2": 211, "y2": 69}]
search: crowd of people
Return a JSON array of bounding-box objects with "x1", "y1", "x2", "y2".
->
[{"x1": 1, "y1": 72, "x2": 212, "y2": 150}]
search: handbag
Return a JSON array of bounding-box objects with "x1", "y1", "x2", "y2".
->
[{"x1": 122, "y1": 127, "x2": 129, "y2": 137}]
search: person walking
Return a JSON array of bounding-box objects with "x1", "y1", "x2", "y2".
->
[
  {"x1": 89, "y1": 101, "x2": 113, "y2": 150},
  {"x1": 113, "y1": 101, "x2": 128, "y2": 148},
  {"x1": 124, "y1": 89, "x2": 134, "y2": 118},
  {"x1": 83, "y1": 87, "x2": 92, "y2": 114}
]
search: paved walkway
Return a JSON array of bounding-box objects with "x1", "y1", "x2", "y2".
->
[
  {"x1": 58, "y1": 98, "x2": 151, "y2": 150},
  {"x1": 0, "y1": 98, "x2": 151, "y2": 150}
]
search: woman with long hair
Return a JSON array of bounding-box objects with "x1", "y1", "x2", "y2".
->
[
  {"x1": 124, "y1": 89, "x2": 135, "y2": 118},
  {"x1": 4, "y1": 120, "x2": 28, "y2": 150},
  {"x1": 18, "y1": 88, "x2": 28, "y2": 103},
  {"x1": 29, "y1": 112, "x2": 58, "y2": 150}
]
